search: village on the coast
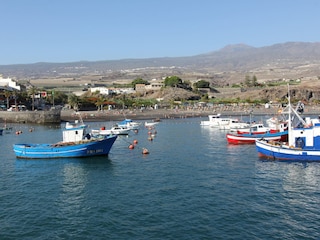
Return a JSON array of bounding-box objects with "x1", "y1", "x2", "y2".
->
[{"x1": 3, "y1": 61, "x2": 320, "y2": 161}]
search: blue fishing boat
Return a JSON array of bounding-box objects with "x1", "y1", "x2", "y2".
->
[
  {"x1": 255, "y1": 87, "x2": 320, "y2": 161},
  {"x1": 13, "y1": 124, "x2": 117, "y2": 159}
]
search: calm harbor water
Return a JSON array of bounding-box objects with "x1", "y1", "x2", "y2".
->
[{"x1": 1, "y1": 117, "x2": 320, "y2": 239}]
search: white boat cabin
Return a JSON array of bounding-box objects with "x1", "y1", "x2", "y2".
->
[{"x1": 63, "y1": 128, "x2": 87, "y2": 142}]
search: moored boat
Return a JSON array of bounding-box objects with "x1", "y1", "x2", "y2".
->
[
  {"x1": 91, "y1": 125, "x2": 130, "y2": 135},
  {"x1": 219, "y1": 118, "x2": 250, "y2": 130},
  {"x1": 236, "y1": 121, "x2": 287, "y2": 135},
  {"x1": 256, "y1": 95, "x2": 320, "y2": 161},
  {"x1": 118, "y1": 119, "x2": 141, "y2": 130},
  {"x1": 145, "y1": 121, "x2": 159, "y2": 127},
  {"x1": 200, "y1": 114, "x2": 233, "y2": 128},
  {"x1": 227, "y1": 130, "x2": 288, "y2": 144},
  {"x1": 236, "y1": 123, "x2": 272, "y2": 134},
  {"x1": 13, "y1": 123, "x2": 117, "y2": 159}
]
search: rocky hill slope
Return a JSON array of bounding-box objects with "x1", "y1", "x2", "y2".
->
[
  {"x1": 214, "y1": 79, "x2": 320, "y2": 103},
  {"x1": 152, "y1": 79, "x2": 320, "y2": 104}
]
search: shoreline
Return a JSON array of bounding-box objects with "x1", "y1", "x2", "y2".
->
[{"x1": 1, "y1": 105, "x2": 319, "y2": 124}]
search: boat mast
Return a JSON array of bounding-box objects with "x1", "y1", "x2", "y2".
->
[{"x1": 287, "y1": 84, "x2": 293, "y2": 146}]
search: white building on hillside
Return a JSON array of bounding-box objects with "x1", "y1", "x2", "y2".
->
[
  {"x1": 111, "y1": 87, "x2": 135, "y2": 94},
  {"x1": 0, "y1": 75, "x2": 21, "y2": 91},
  {"x1": 145, "y1": 82, "x2": 164, "y2": 90},
  {"x1": 90, "y1": 87, "x2": 111, "y2": 95},
  {"x1": 90, "y1": 87, "x2": 135, "y2": 95}
]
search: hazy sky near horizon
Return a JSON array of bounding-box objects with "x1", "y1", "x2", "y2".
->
[{"x1": 1, "y1": 0, "x2": 320, "y2": 65}]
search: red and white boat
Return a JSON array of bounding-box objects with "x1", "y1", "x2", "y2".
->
[{"x1": 226, "y1": 130, "x2": 288, "y2": 144}]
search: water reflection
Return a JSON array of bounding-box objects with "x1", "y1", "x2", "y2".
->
[
  {"x1": 56, "y1": 156, "x2": 114, "y2": 216},
  {"x1": 254, "y1": 159, "x2": 320, "y2": 214},
  {"x1": 58, "y1": 164, "x2": 87, "y2": 209}
]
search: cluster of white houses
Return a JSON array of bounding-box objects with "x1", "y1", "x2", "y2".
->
[
  {"x1": 1, "y1": 76, "x2": 211, "y2": 104},
  {"x1": 78, "y1": 80, "x2": 165, "y2": 96},
  {"x1": 0, "y1": 75, "x2": 165, "y2": 96},
  {"x1": 0, "y1": 76, "x2": 168, "y2": 108}
]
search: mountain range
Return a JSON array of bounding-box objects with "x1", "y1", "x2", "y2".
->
[{"x1": 1, "y1": 42, "x2": 320, "y2": 86}]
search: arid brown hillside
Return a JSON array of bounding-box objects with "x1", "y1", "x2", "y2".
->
[
  {"x1": 2, "y1": 42, "x2": 320, "y2": 88},
  {"x1": 145, "y1": 87, "x2": 201, "y2": 101},
  {"x1": 141, "y1": 80, "x2": 320, "y2": 104},
  {"x1": 215, "y1": 80, "x2": 320, "y2": 103}
]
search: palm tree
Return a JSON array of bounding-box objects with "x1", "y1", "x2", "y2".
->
[
  {"x1": 3, "y1": 90, "x2": 12, "y2": 109},
  {"x1": 27, "y1": 86, "x2": 38, "y2": 111},
  {"x1": 12, "y1": 90, "x2": 19, "y2": 107},
  {"x1": 95, "y1": 95, "x2": 106, "y2": 111},
  {"x1": 68, "y1": 94, "x2": 80, "y2": 110}
]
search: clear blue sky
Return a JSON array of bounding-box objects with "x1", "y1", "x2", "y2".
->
[{"x1": 1, "y1": 0, "x2": 319, "y2": 65}]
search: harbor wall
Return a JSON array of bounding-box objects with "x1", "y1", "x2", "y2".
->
[
  {"x1": 1, "y1": 105, "x2": 320, "y2": 124},
  {"x1": 0, "y1": 109, "x2": 61, "y2": 124}
]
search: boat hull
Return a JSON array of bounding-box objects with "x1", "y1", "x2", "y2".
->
[
  {"x1": 255, "y1": 139, "x2": 320, "y2": 161},
  {"x1": 226, "y1": 131, "x2": 288, "y2": 145},
  {"x1": 145, "y1": 122, "x2": 159, "y2": 127},
  {"x1": 13, "y1": 135, "x2": 117, "y2": 159},
  {"x1": 92, "y1": 128, "x2": 130, "y2": 135}
]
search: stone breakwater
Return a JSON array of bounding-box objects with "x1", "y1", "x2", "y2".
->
[
  {"x1": 1, "y1": 105, "x2": 320, "y2": 124},
  {"x1": 0, "y1": 109, "x2": 61, "y2": 124},
  {"x1": 60, "y1": 106, "x2": 320, "y2": 122}
]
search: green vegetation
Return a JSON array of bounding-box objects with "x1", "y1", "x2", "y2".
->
[
  {"x1": 193, "y1": 80, "x2": 210, "y2": 88},
  {"x1": 164, "y1": 76, "x2": 182, "y2": 87},
  {"x1": 244, "y1": 75, "x2": 259, "y2": 87}
]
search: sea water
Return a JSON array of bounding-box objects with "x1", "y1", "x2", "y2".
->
[{"x1": 1, "y1": 117, "x2": 320, "y2": 239}]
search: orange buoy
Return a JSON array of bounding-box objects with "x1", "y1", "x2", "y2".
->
[
  {"x1": 142, "y1": 148, "x2": 149, "y2": 154},
  {"x1": 128, "y1": 144, "x2": 134, "y2": 149},
  {"x1": 133, "y1": 139, "x2": 138, "y2": 144},
  {"x1": 101, "y1": 126, "x2": 106, "y2": 130}
]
